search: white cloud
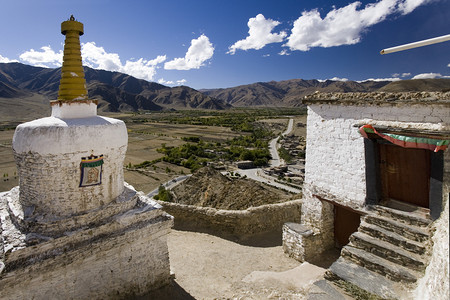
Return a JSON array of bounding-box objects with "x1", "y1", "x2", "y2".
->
[
  {"x1": 81, "y1": 42, "x2": 122, "y2": 71},
  {"x1": 392, "y1": 72, "x2": 411, "y2": 78},
  {"x1": 447, "y1": 63, "x2": 450, "y2": 67},
  {"x1": 284, "y1": 0, "x2": 429, "y2": 51},
  {"x1": 398, "y1": 0, "x2": 431, "y2": 14},
  {"x1": 228, "y1": 14, "x2": 287, "y2": 55},
  {"x1": 164, "y1": 35, "x2": 214, "y2": 70},
  {"x1": 357, "y1": 77, "x2": 402, "y2": 82},
  {"x1": 19, "y1": 46, "x2": 63, "y2": 67},
  {"x1": 279, "y1": 49, "x2": 290, "y2": 56},
  {"x1": 393, "y1": 72, "x2": 411, "y2": 78},
  {"x1": 158, "y1": 78, "x2": 174, "y2": 85},
  {"x1": 81, "y1": 42, "x2": 167, "y2": 81},
  {"x1": 317, "y1": 77, "x2": 349, "y2": 82},
  {"x1": 330, "y1": 77, "x2": 349, "y2": 82},
  {"x1": 19, "y1": 42, "x2": 167, "y2": 82},
  {"x1": 177, "y1": 79, "x2": 187, "y2": 85},
  {"x1": 412, "y1": 73, "x2": 450, "y2": 79},
  {"x1": 158, "y1": 78, "x2": 187, "y2": 86},
  {"x1": 0, "y1": 54, "x2": 18, "y2": 63},
  {"x1": 121, "y1": 56, "x2": 166, "y2": 81}
]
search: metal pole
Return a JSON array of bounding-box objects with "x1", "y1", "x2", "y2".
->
[{"x1": 380, "y1": 34, "x2": 450, "y2": 54}]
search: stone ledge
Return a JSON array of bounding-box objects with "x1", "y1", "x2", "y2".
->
[
  {"x1": 282, "y1": 222, "x2": 323, "y2": 262},
  {"x1": 4, "y1": 183, "x2": 144, "y2": 238},
  {"x1": 284, "y1": 222, "x2": 313, "y2": 236},
  {"x1": 303, "y1": 91, "x2": 450, "y2": 106}
]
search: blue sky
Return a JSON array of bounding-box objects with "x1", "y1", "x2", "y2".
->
[{"x1": 0, "y1": 0, "x2": 449, "y2": 89}]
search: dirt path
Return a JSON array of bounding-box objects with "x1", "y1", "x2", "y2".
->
[{"x1": 141, "y1": 230, "x2": 339, "y2": 299}]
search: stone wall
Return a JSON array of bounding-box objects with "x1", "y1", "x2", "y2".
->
[
  {"x1": 414, "y1": 149, "x2": 449, "y2": 299},
  {"x1": 304, "y1": 91, "x2": 450, "y2": 103},
  {"x1": 156, "y1": 199, "x2": 302, "y2": 241},
  {"x1": 0, "y1": 185, "x2": 173, "y2": 299},
  {"x1": 282, "y1": 222, "x2": 324, "y2": 262},
  {"x1": 14, "y1": 146, "x2": 127, "y2": 221}
]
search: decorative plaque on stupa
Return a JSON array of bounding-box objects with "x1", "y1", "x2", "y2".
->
[{"x1": 79, "y1": 154, "x2": 104, "y2": 187}]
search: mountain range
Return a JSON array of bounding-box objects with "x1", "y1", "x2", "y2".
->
[
  {"x1": 1, "y1": 62, "x2": 449, "y2": 114},
  {"x1": 0, "y1": 63, "x2": 229, "y2": 113}
]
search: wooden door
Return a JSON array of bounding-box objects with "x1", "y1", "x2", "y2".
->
[
  {"x1": 334, "y1": 206, "x2": 361, "y2": 248},
  {"x1": 379, "y1": 144, "x2": 430, "y2": 208}
]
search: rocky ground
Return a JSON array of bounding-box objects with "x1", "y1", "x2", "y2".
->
[{"x1": 170, "y1": 167, "x2": 296, "y2": 210}]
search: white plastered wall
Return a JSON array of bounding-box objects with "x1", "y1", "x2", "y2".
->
[
  {"x1": 302, "y1": 102, "x2": 449, "y2": 229},
  {"x1": 12, "y1": 115, "x2": 128, "y2": 221}
]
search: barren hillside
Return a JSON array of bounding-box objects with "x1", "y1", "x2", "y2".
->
[{"x1": 170, "y1": 167, "x2": 295, "y2": 210}]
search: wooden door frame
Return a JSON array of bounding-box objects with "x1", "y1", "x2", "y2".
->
[{"x1": 364, "y1": 137, "x2": 444, "y2": 220}]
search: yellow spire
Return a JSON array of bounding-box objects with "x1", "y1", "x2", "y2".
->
[{"x1": 58, "y1": 15, "x2": 88, "y2": 101}]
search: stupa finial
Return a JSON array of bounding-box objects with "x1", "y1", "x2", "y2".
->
[{"x1": 57, "y1": 15, "x2": 87, "y2": 101}]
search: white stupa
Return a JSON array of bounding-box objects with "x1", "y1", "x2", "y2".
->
[
  {"x1": 13, "y1": 15, "x2": 126, "y2": 223},
  {"x1": 0, "y1": 16, "x2": 173, "y2": 299}
]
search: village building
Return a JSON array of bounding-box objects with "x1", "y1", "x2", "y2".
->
[
  {"x1": 235, "y1": 160, "x2": 254, "y2": 169},
  {"x1": 283, "y1": 91, "x2": 449, "y2": 299},
  {"x1": 0, "y1": 16, "x2": 173, "y2": 299}
]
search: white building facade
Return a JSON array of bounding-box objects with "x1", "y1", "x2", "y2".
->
[{"x1": 296, "y1": 92, "x2": 449, "y2": 299}]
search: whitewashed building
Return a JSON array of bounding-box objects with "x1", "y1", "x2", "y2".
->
[{"x1": 284, "y1": 91, "x2": 449, "y2": 299}]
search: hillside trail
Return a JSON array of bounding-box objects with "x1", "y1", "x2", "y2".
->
[{"x1": 139, "y1": 230, "x2": 340, "y2": 299}]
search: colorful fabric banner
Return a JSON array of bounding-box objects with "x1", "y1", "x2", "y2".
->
[
  {"x1": 80, "y1": 155, "x2": 104, "y2": 187},
  {"x1": 359, "y1": 124, "x2": 449, "y2": 152}
]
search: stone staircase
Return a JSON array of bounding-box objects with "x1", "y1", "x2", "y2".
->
[{"x1": 319, "y1": 202, "x2": 432, "y2": 299}]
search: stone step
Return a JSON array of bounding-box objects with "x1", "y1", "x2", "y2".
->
[
  {"x1": 341, "y1": 245, "x2": 420, "y2": 283},
  {"x1": 369, "y1": 203, "x2": 431, "y2": 228},
  {"x1": 350, "y1": 231, "x2": 427, "y2": 271},
  {"x1": 359, "y1": 222, "x2": 427, "y2": 255},
  {"x1": 363, "y1": 214, "x2": 430, "y2": 243},
  {"x1": 307, "y1": 280, "x2": 351, "y2": 300},
  {"x1": 326, "y1": 257, "x2": 408, "y2": 299}
]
